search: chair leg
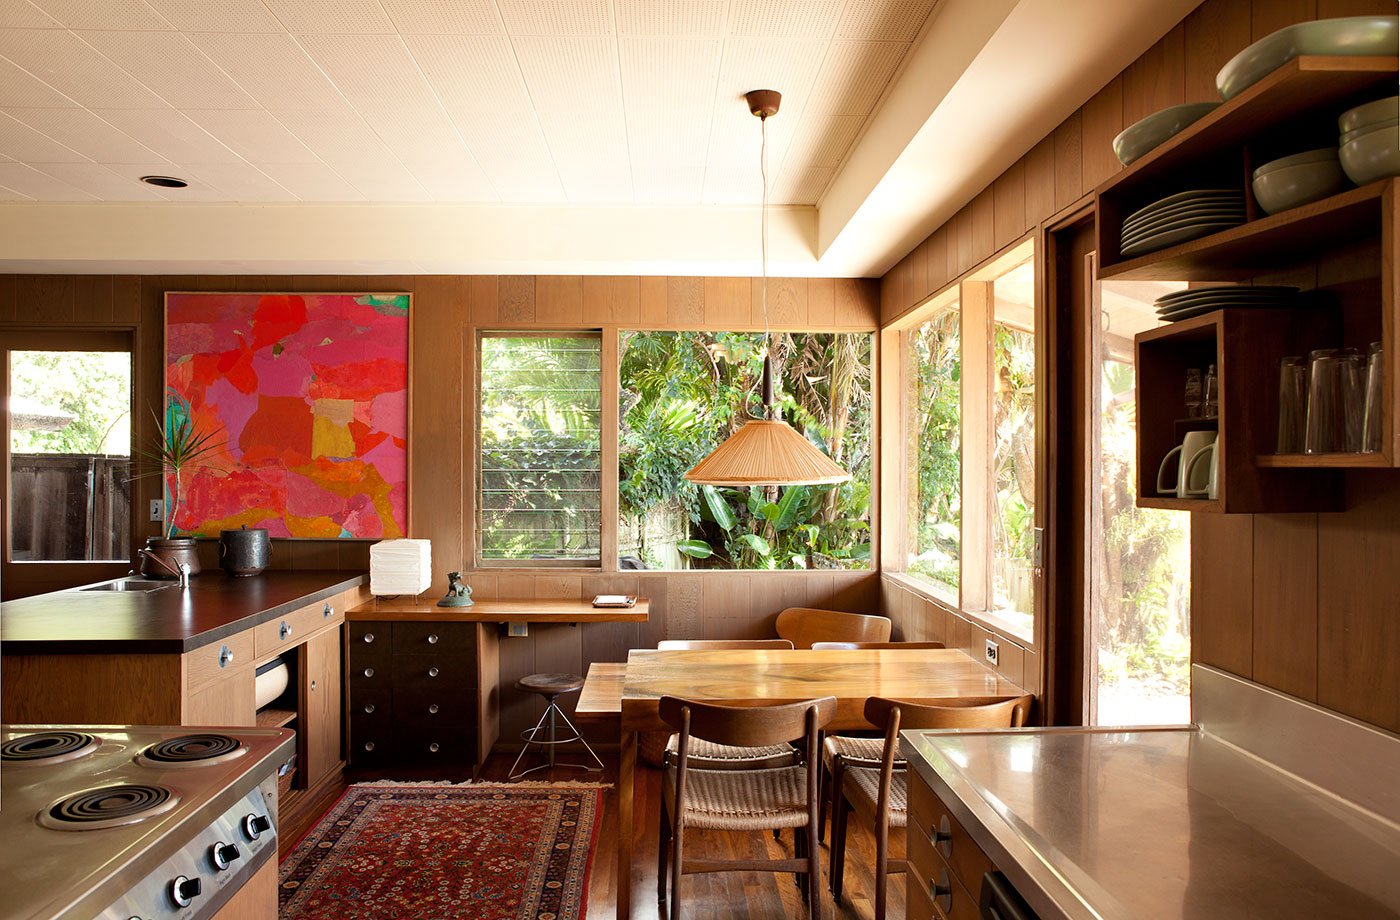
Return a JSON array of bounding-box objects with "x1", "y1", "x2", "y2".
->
[
  {"x1": 874, "y1": 813, "x2": 888, "y2": 920},
  {"x1": 794, "y1": 828, "x2": 808, "y2": 899},
  {"x1": 829, "y1": 787, "x2": 849, "y2": 902},
  {"x1": 657, "y1": 799, "x2": 670, "y2": 905},
  {"x1": 817, "y1": 765, "x2": 829, "y2": 845},
  {"x1": 669, "y1": 817, "x2": 684, "y2": 920},
  {"x1": 806, "y1": 818, "x2": 823, "y2": 920}
]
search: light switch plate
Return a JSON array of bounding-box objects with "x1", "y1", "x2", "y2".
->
[
  {"x1": 984, "y1": 638, "x2": 999, "y2": 667},
  {"x1": 149, "y1": 499, "x2": 164, "y2": 522}
]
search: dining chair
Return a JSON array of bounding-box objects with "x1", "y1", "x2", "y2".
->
[
  {"x1": 775, "y1": 607, "x2": 892, "y2": 649},
  {"x1": 654, "y1": 639, "x2": 801, "y2": 771},
  {"x1": 809, "y1": 641, "x2": 946, "y2": 650},
  {"x1": 829, "y1": 695, "x2": 1033, "y2": 920},
  {"x1": 658, "y1": 695, "x2": 838, "y2": 920}
]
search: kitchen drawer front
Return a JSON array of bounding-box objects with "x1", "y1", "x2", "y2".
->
[
  {"x1": 907, "y1": 867, "x2": 936, "y2": 920},
  {"x1": 349, "y1": 729, "x2": 393, "y2": 767},
  {"x1": 254, "y1": 601, "x2": 332, "y2": 659},
  {"x1": 185, "y1": 630, "x2": 254, "y2": 693},
  {"x1": 391, "y1": 654, "x2": 474, "y2": 695},
  {"x1": 392, "y1": 621, "x2": 475, "y2": 656},
  {"x1": 909, "y1": 826, "x2": 979, "y2": 920},
  {"x1": 393, "y1": 690, "x2": 475, "y2": 732},
  {"x1": 347, "y1": 621, "x2": 392, "y2": 664},
  {"x1": 349, "y1": 689, "x2": 394, "y2": 728},
  {"x1": 910, "y1": 772, "x2": 993, "y2": 900},
  {"x1": 389, "y1": 729, "x2": 474, "y2": 766},
  {"x1": 349, "y1": 658, "x2": 392, "y2": 689}
]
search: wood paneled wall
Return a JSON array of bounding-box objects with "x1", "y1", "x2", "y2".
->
[
  {"x1": 0, "y1": 271, "x2": 880, "y2": 742},
  {"x1": 874, "y1": 0, "x2": 1400, "y2": 732}
]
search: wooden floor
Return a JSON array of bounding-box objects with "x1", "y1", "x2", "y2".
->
[{"x1": 290, "y1": 751, "x2": 907, "y2": 920}]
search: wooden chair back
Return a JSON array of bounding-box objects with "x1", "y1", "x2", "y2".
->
[
  {"x1": 774, "y1": 607, "x2": 892, "y2": 649},
  {"x1": 809, "y1": 640, "x2": 945, "y2": 650},
  {"x1": 659, "y1": 695, "x2": 837, "y2": 749},
  {"x1": 657, "y1": 638, "x2": 795, "y2": 650},
  {"x1": 864, "y1": 694, "x2": 1033, "y2": 735}
]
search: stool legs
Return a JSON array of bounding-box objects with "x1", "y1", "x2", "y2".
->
[{"x1": 509, "y1": 691, "x2": 604, "y2": 780}]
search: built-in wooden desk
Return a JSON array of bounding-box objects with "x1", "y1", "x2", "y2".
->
[{"x1": 347, "y1": 596, "x2": 650, "y2": 622}]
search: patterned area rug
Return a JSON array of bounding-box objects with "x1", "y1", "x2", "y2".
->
[{"x1": 279, "y1": 783, "x2": 604, "y2": 920}]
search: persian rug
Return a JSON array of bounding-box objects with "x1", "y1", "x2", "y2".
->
[{"x1": 279, "y1": 782, "x2": 604, "y2": 920}]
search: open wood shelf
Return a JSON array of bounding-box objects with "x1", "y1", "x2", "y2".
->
[
  {"x1": 256, "y1": 706, "x2": 297, "y2": 728},
  {"x1": 1138, "y1": 496, "x2": 1224, "y2": 512},
  {"x1": 1256, "y1": 452, "x2": 1392, "y2": 468}
]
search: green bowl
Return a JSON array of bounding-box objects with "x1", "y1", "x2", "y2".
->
[
  {"x1": 1339, "y1": 95, "x2": 1399, "y2": 134},
  {"x1": 1342, "y1": 117, "x2": 1398, "y2": 146},
  {"x1": 1113, "y1": 102, "x2": 1221, "y2": 165},
  {"x1": 1340, "y1": 124, "x2": 1400, "y2": 185},
  {"x1": 1217, "y1": 16, "x2": 1399, "y2": 100},
  {"x1": 1253, "y1": 147, "x2": 1340, "y2": 178},
  {"x1": 1252, "y1": 157, "x2": 1349, "y2": 214}
]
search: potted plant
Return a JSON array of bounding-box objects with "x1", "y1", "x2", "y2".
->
[{"x1": 130, "y1": 407, "x2": 223, "y2": 578}]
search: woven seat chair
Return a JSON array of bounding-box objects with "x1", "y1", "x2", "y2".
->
[
  {"x1": 774, "y1": 607, "x2": 892, "y2": 649},
  {"x1": 808, "y1": 641, "x2": 946, "y2": 840},
  {"x1": 655, "y1": 639, "x2": 801, "y2": 771},
  {"x1": 829, "y1": 695, "x2": 1033, "y2": 920},
  {"x1": 658, "y1": 694, "x2": 837, "y2": 920}
]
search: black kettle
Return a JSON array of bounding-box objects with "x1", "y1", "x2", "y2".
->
[{"x1": 219, "y1": 525, "x2": 270, "y2": 577}]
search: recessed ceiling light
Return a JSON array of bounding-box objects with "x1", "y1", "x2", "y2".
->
[{"x1": 140, "y1": 175, "x2": 188, "y2": 189}]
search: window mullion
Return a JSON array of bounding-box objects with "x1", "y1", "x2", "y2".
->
[{"x1": 960, "y1": 280, "x2": 992, "y2": 613}]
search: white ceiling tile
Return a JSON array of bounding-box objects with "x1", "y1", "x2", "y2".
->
[
  {"x1": 35, "y1": 162, "x2": 166, "y2": 199},
  {"x1": 270, "y1": 108, "x2": 401, "y2": 167},
  {"x1": 92, "y1": 108, "x2": 243, "y2": 164},
  {"x1": 188, "y1": 163, "x2": 296, "y2": 200},
  {"x1": 714, "y1": 38, "x2": 826, "y2": 117},
  {"x1": 616, "y1": 1, "x2": 727, "y2": 36},
  {"x1": 0, "y1": 161, "x2": 96, "y2": 199},
  {"x1": 0, "y1": 29, "x2": 169, "y2": 108},
  {"x1": 449, "y1": 108, "x2": 562, "y2": 201},
  {"x1": 619, "y1": 38, "x2": 720, "y2": 113},
  {"x1": 258, "y1": 163, "x2": 364, "y2": 200},
  {"x1": 188, "y1": 33, "x2": 350, "y2": 111},
  {"x1": 380, "y1": 0, "x2": 502, "y2": 34},
  {"x1": 770, "y1": 164, "x2": 832, "y2": 204},
  {"x1": 781, "y1": 112, "x2": 863, "y2": 169},
  {"x1": 706, "y1": 98, "x2": 797, "y2": 172},
  {"x1": 357, "y1": 107, "x2": 479, "y2": 181},
  {"x1": 0, "y1": 57, "x2": 76, "y2": 107},
  {"x1": 141, "y1": 0, "x2": 286, "y2": 32},
  {"x1": 297, "y1": 34, "x2": 443, "y2": 110},
  {"x1": 0, "y1": 111, "x2": 87, "y2": 162},
  {"x1": 498, "y1": 0, "x2": 612, "y2": 35},
  {"x1": 402, "y1": 34, "x2": 529, "y2": 112},
  {"x1": 6, "y1": 107, "x2": 167, "y2": 163},
  {"x1": 836, "y1": 0, "x2": 937, "y2": 41},
  {"x1": 26, "y1": 0, "x2": 169, "y2": 30},
  {"x1": 0, "y1": 183, "x2": 35, "y2": 200},
  {"x1": 332, "y1": 160, "x2": 431, "y2": 200},
  {"x1": 260, "y1": 0, "x2": 395, "y2": 34},
  {"x1": 405, "y1": 157, "x2": 499, "y2": 201},
  {"x1": 101, "y1": 162, "x2": 224, "y2": 197},
  {"x1": 728, "y1": 0, "x2": 843, "y2": 38},
  {"x1": 0, "y1": 2, "x2": 61, "y2": 28},
  {"x1": 76, "y1": 32, "x2": 260, "y2": 110},
  {"x1": 536, "y1": 108, "x2": 631, "y2": 203},
  {"x1": 700, "y1": 160, "x2": 760, "y2": 204},
  {"x1": 629, "y1": 108, "x2": 708, "y2": 203},
  {"x1": 806, "y1": 40, "x2": 906, "y2": 115},
  {"x1": 185, "y1": 109, "x2": 323, "y2": 164},
  {"x1": 512, "y1": 36, "x2": 621, "y2": 112}
]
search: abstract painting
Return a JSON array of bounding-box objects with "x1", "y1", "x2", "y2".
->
[{"x1": 165, "y1": 292, "x2": 409, "y2": 539}]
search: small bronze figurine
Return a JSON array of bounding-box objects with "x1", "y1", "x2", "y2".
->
[{"x1": 437, "y1": 571, "x2": 474, "y2": 607}]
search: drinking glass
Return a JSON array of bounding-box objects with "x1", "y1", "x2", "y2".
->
[
  {"x1": 1276, "y1": 356, "x2": 1307, "y2": 453},
  {"x1": 1341, "y1": 349, "x2": 1364, "y2": 452},
  {"x1": 1362, "y1": 342, "x2": 1384, "y2": 453},
  {"x1": 1305, "y1": 349, "x2": 1346, "y2": 454}
]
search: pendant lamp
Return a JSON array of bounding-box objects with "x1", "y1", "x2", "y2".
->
[{"x1": 684, "y1": 90, "x2": 852, "y2": 488}]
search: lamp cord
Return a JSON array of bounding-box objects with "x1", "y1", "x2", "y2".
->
[{"x1": 760, "y1": 112, "x2": 772, "y2": 420}]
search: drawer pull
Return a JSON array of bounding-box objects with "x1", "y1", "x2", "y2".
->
[
  {"x1": 278, "y1": 621, "x2": 292, "y2": 641},
  {"x1": 310, "y1": 679, "x2": 317, "y2": 691},
  {"x1": 931, "y1": 869, "x2": 953, "y2": 913},
  {"x1": 427, "y1": 634, "x2": 440, "y2": 644},
  {"x1": 364, "y1": 703, "x2": 376, "y2": 714},
  {"x1": 218, "y1": 644, "x2": 234, "y2": 669},
  {"x1": 363, "y1": 633, "x2": 375, "y2": 643},
  {"x1": 932, "y1": 814, "x2": 953, "y2": 856},
  {"x1": 362, "y1": 667, "x2": 375, "y2": 678},
  {"x1": 323, "y1": 602, "x2": 333, "y2": 620},
  {"x1": 428, "y1": 667, "x2": 440, "y2": 678},
  {"x1": 429, "y1": 743, "x2": 440, "y2": 753},
  {"x1": 364, "y1": 742, "x2": 375, "y2": 752},
  {"x1": 428, "y1": 704, "x2": 439, "y2": 714}
]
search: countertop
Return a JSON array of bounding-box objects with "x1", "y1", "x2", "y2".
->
[
  {"x1": 348, "y1": 595, "x2": 651, "y2": 622},
  {"x1": 0, "y1": 570, "x2": 366, "y2": 655},
  {"x1": 903, "y1": 725, "x2": 1400, "y2": 920}
]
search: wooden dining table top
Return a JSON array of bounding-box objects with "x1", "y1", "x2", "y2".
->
[{"x1": 577, "y1": 647, "x2": 1026, "y2": 731}]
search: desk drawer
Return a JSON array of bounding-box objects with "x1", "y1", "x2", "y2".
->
[
  {"x1": 909, "y1": 823, "x2": 979, "y2": 920},
  {"x1": 185, "y1": 631, "x2": 254, "y2": 693},
  {"x1": 910, "y1": 772, "x2": 992, "y2": 901},
  {"x1": 394, "y1": 691, "x2": 474, "y2": 732},
  {"x1": 348, "y1": 621, "x2": 392, "y2": 663},
  {"x1": 390, "y1": 730, "x2": 473, "y2": 766},
  {"x1": 392, "y1": 654, "x2": 474, "y2": 694},
  {"x1": 393, "y1": 621, "x2": 475, "y2": 655},
  {"x1": 255, "y1": 601, "x2": 332, "y2": 659},
  {"x1": 349, "y1": 659, "x2": 391, "y2": 688}
]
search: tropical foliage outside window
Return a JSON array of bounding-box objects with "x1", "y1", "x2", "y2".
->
[
  {"x1": 618, "y1": 330, "x2": 872, "y2": 570},
  {"x1": 906, "y1": 303, "x2": 960, "y2": 597},
  {"x1": 478, "y1": 334, "x2": 601, "y2": 564},
  {"x1": 990, "y1": 260, "x2": 1037, "y2": 635}
]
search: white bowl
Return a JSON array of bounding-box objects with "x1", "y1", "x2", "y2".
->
[
  {"x1": 1339, "y1": 95, "x2": 1399, "y2": 135},
  {"x1": 1252, "y1": 156, "x2": 1349, "y2": 214},
  {"x1": 1340, "y1": 124, "x2": 1400, "y2": 185},
  {"x1": 1253, "y1": 147, "x2": 1340, "y2": 178},
  {"x1": 1342, "y1": 117, "x2": 1399, "y2": 146}
]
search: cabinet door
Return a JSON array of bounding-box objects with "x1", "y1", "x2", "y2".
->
[{"x1": 304, "y1": 626, "x2": 343, "y2": 785}]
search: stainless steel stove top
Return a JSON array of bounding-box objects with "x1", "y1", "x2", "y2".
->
[{"x1": 0, "y1": 724, "x2": 295, "y2": 920}]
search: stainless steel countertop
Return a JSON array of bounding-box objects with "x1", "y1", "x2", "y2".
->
[{"x1": 903, "y1": 724, "x2": 1400, "y2": 920}]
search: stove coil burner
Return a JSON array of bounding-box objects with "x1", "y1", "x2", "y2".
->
[
  {"x1": 1, "y1": 731, "x2": 100, "y2": 765},
  {"x1": 38, "y1": 783, "x2": 180, "y2": 831},
  {"x1": 136, "y1": 733, "x2": 246, "y2": 768}
]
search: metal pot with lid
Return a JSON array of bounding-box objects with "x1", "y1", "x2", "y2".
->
[{"x1": 219, "y1": 525, "x2": 270, "y2": 577}]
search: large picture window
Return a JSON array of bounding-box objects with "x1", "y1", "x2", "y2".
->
[
  {"x1": 618, "y1": 330, "x2": 872, "y2": 570},
  {"x1": 906, "y1": 294, "x2": 961, "y2": 599},
  {"x1": 477, "y1": 333, "x2": 601, "y2": 565}
]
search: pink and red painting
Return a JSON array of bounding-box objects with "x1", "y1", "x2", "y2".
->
[{"x1": 164, "y1": 292, "x2": 409, "y2": 539}]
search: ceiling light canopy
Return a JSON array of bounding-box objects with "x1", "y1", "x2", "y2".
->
[{"x1": 685, "y1": 90, "x2": 852, "y2": 489}]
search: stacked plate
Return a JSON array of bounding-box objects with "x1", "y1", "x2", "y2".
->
[
  {"x1": 1120, "y1": 189, "x2": 1246, "y2": 258},
  {"x1": 1154, "y1": 285, "x2": 1300, "y2": 323}
]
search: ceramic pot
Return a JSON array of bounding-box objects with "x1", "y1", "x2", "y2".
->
[
  {"x1": 140, "y1": 536, "x2": 201, "y2": 579},
  {"x1": 219, "y1": 526, "x2": 270, "y2": 577}
]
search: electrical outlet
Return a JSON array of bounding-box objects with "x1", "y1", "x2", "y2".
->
[
  {"x1": 507, "y1": 622, "x2": 529, "y2": 638},
  {"x1": 148, "y1": 499, "x2": 164, "y2": 522},
  {"x1": 984, "y1": 638, "x2": 999, "y2": 667}
]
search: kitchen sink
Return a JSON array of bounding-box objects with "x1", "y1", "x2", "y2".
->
[{"x1": 79, "y1": 578, "x2": 175, "y2": 592}]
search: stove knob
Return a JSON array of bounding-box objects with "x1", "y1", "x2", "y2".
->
[
  {"x1": 210, "y1": 842, "x2": 241, "y2": 871},
  {"x1": 242, "y1": 813, "x2": 271, "y2": 840},
  {"x1": 169, "y1": 876, "x2": 202, "y2": 908}
]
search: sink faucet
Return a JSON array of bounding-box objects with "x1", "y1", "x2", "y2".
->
[{"x1": 139, "y1": 551, "x2": 192, "y2": 589}]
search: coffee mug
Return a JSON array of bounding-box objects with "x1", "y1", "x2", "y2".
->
[
  {"x1": 1156, "y1": 430, "x2": 1217, "y2": 498},
  {"x1": 1183, "y1": 442, "x2": 1218, "y2": 500}
]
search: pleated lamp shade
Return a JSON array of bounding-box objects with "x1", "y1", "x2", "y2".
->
[{"x1": 684, "y1": 420, "x2": 852, "y2": 487}]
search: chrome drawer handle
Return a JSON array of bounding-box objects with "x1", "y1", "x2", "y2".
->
[
  {"x1": 310, "y1": 680, "x2": 317, "y2": 691},
  {"x1": 363, "y1": 667, "x2": 375, "y2": 678},
  {"x1": 933, "y1": 815, "x2": 952, "y2": 856},
  {"x1": 364, "y1": 703, "x2": 375, "y2": 714},
  {"x1": 428, "y1": 667, "x2": 440, "y2": 678},
  {"x1": 278, "y1": 621, "x2": 292, "y2": 641},
  {"x1": 323, "y1": 603, "x2": 332, "y2": 620},
  {"x1": 363, "y1": 633, "x2": 375, "y2": 643},
  {"x1": 931, "y1": 869, "x2": 953, "y2": 912},
  {"x1": 218, "y1": 644, "x2": 234, "y2": 668},
  {"x1": 427, "y1": 634, "x2": 439, "y2": 644},
  {"x1": 428, "y1": 704, "x2": 439, "y2": 714},
  {"x1": 429, "y1": 743, "x2": 440, "y2": 753},
  {"x1": 364, "y1": 742, "x2": 375, "y2": 752}
]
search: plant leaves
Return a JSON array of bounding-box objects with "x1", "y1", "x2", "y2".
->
[
  {"x1": 771, "y1": 485, "x2": 808, "y2": 531},
  {"x1": 701, "y1": 484, "x2": 736, "y2": 531},
  {"x1": 736, "y1": 533, "x2": 771, "y2": 556},
  {"x1": 676, "y1": 539, "x2": 714, "y2": 559}
]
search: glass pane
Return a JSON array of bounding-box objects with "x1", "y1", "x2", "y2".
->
[
  {"x1": 906, "y1": 301, "x2": 961, "y2": 600},
  {"x1": 9, "y1": 350, "x2": 131, "y2": 561},
  {"x1": 617, "y1": 331, "x2": 872, "y2": 571},
  {"x1": 479, "y1": 335, "x2": 601, "y2": 563},
  {"x1": 1093, "y1": 281, "x2": 1192, "y2": 726},
  {"x1": 990, "y1": 260, "x2": 1036, "y2": 637}
]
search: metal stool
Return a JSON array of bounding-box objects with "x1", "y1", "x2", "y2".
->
[{"x1": 508, "y1": 672, "x2": 603, "y2": 779}]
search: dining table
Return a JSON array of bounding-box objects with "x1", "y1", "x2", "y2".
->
[{"x1": 574, "y1": 646, "x2": 1028, "y2": 919}]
